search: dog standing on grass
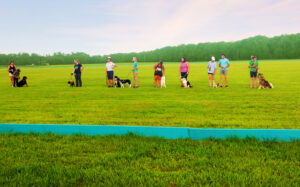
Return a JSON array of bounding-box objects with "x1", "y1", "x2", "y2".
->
[
  {"x1": 258, "y1": 73, "x2": 273, "y2": 89},
  {"x1": 181, "y1": 78, "x2": 193, "y2": 88},
  {"x1": 160, "y1": 76, "x2": 166, "y2": 88}
]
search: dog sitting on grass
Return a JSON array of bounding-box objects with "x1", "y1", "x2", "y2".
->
[
  {"x1": 17, "y1": 76, "x2": 28, "y2": 87},
  {"x1": 258, "y1": 73, "x2": 273, "y2": 89},
  {"x1": 181, "y1": 78, "x2": 193, "y2": 88}
]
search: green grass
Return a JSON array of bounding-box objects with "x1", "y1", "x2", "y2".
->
[
  {"x1": 0, "y1": 61, "x2": 299, "y2": 128},
  {"x1": 0, "y1": 133, "x2": 299, "y2": 186}
]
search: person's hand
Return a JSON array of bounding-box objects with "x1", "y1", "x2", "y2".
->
[
  {"x1": 71, "y1": 72, "x2": 74, "y2": 75},
  {"x1": 208, "y1": 67, "x2": 211, "y2": 70}
]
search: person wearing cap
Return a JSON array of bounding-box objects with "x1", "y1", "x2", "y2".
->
[
  {"x1": 153, "y1": 61, "x2": 165, "y2": 88},
  {"x1": 219, "y1": 54, "x2": 230, "y2": 88},
  {"x1": 248, "y1": 56, "x2": 259, "y2": 88},
  {"x1": 106, "y1": 57, "x2": 117, "y2": 88},
  {"x1": 132, "y1": 57, "x2": 138, "y2": 88},
  {"x1": 179, "y1": 57, "x2": 190, "y2": 87},
  {"x1": 72, "y1": 59, "x2": 84, "y2": 87},
  {"x1": 207, "y1": 56, "x2": 217, "y2": 87}
]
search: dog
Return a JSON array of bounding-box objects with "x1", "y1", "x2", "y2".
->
[
  {"x1": 213, "y1": 83, "x2": 220, "y2": 88},
  {"x1": 17, "y1": 76, "x2": 28, "y2": 87},
  {"x1": 181, "y1": 78, "x2": 193, "y2": 88},
  {"x1": 68, "y1": 81, "x2": 74, "y2": 87},
  {"x1": 114, "y1": 76, "x2": 131, "y2": 88},
  {"x1": 258, "y1": 73, "x2": 274, "y2": 89},
  {"x1": 161, "y1": 76, "x2": 166, "y2": 88}
]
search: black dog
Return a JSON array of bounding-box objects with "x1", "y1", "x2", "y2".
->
[
  {"x1": 114, "y1": 76, "x2": 131, "y2": 88},
  {"x1": 187, "y1": 80, "x2": 193, "y2": 88},
  {"x1": 68, "y1": 81, "x2": 74, "y2": 87},
  {"x1": 17, "y1": 76, "x2": 28, "y2": 87}
]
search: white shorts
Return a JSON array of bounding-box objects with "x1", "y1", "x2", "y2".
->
[{"x1": 9, "y1": 73, "x2": 13, "y2": 77}]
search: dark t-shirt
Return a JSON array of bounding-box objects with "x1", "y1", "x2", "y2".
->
[
  {"x1": 74, "y1": 64, "x2": 82, "y2": 74},
  {"x1": 154, "y1": 64, "x2": 163, "y2": 76}
]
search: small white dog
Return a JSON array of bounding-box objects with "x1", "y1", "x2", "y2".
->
[
  {"x1": 181, "y1": 78, "x2": 192, "y2": 88},
  {"x1": 161, "y1": 76, "x2": 166, "y2": 88}
]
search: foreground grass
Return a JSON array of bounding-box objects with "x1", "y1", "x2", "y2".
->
[
  {"x1": 0, "y1": 61, "x2": 299, "y2": 128},
  {"x1": 0, "y1": 133, "x2": 299, "y2": 186}
]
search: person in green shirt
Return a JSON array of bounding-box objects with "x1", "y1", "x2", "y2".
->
[
  {"x1": 248, "y1": 56, "x2": 259, "y2": 88},
  {"x1": 132, "y1": 57, "x2": 139, "y2": 88}
]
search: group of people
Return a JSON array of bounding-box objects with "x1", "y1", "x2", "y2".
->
[
  {"x1": 8, "y1": 54, "x2": 259, "y2": 89},
  {"x1": 7, "y1": 61, "x2": 28, "y2": 87}
]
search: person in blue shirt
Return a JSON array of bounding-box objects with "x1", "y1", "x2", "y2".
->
[
  {"x1": 218, "y1": 54, "x2": 230, "y2": 88},
  {"x1": 132, "y1": 57, "x2": 139, "y2": 88}
]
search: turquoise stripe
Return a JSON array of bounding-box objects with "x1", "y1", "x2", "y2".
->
[{"x1": 0, "y1": 124, "x2": 299, "y2": 142}]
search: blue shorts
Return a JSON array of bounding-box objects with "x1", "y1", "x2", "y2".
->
[
  {"x1": 250, "y1": 71, "x2": 257, "y2": 78},
  {"x1": 107, "y1": 71, "x2": 114, "y2": 80},
  {"x1": 181, "y1": 72, "x2": 188, "y2": 79}
]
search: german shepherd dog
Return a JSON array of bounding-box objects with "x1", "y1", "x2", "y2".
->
[{"x1": 258, "y1": 73, "x2": 273, "y2": 89}]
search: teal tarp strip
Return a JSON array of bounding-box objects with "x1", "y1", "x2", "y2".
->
[{"x1": 0, "y1": 123, "x2": 299, "y2": 142}]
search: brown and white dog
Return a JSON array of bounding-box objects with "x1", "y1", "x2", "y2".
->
[{"x1": 258, "y1": 73, "x2": 273, "y2": 89}]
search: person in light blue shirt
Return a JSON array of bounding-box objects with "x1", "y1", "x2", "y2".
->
[
  {"x1": 207, "y1": 56, "x2": 217, "y2": 87},
  {"x1": 219, "y1": 54, "x2": 230, "y2": 88},
  {"x1": 132, "y1": 57, "x2": 138, "y2": 88}
]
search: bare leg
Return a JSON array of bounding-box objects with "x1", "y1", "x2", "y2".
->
[
  {"x1": 250, "y1": 78, "x2": 253, "y2": 88},
  {"x1": 212, "y1": 74, "x2": 216, "y2": 86},
  {"x1": 225, "y1": 75, "x2": 228, "y2": 86},
  {"x1": 254, "y1": 78, "x2": 257, "y2": 88},
  {"x1": 209, "y1": 74, "x2": 212, "y2": 87},
  {"x1": 220, "y1": 74, "x2": 224, "y2": 87},
  {"x1": 10, "y1": 76, "x2": 14, "y2": 87}
]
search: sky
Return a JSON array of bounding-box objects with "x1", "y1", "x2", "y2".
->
[{"x1": 0, "y1": 0, "x2": 299, "y2": 55}]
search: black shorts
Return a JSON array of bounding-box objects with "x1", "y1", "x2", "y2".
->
[
  {"x1": 107, "y1": 71, "x2": 114, "y2": 80},
  {"x1": 250, "y1": 71, "x2": 257, "y2": 78},
  {"x1": 181, "y1": 72, "x2": 188, "y2": 79}
]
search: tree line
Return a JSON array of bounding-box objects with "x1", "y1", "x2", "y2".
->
[{"x1": 1, "y1": 33, "x2": 299, "y2": 65}]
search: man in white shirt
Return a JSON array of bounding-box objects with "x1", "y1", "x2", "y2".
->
[{"x1": 106, "y1": 57, "x2": 118, "y2": 88}]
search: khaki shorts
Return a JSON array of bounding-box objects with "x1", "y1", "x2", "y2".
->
[{"x1": 220, "y1": 70, "x2": 228, "y2": 75}]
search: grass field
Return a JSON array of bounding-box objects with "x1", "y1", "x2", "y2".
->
[
  {"x1": 0, "y1": 60, "x2": 299, "y2": 129},
  {"x1": 0, "y1": 133, "x2": 299, "y2": 186}
]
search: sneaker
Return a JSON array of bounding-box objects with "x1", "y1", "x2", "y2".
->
[
  {"x1": 220, "y1": 85, "x2": 223, "y2": 88},
  {"x1": 225, "y1": 85, "x2": 228, "y2": 88}
]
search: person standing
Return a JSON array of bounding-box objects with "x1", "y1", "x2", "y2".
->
[
  {"x1": 219, "y1": 54, "x2": 230, "y2": 88},
  {"x1": 154, "y1": 61, "x2": 165, "y2": 88},
  {"x1": 132, "y1": 57, "x2": 139, "y2": 88},
  {"x1": 73, "y1": 59, "x2": 84, "y2": 87},
  {"x1": 179, "y1": 57, "x2": 190, "y2": 87},
  {"x1": 106, "y1": 57, "x2": 117, "y2": 88},
  {"x1": 8, "y1": 61, "x2": 16, "y2": 87},
  {"x1": 207, "y1": 56, "x2": 217, "y2": 87},
  {"x1": 248, "y1": 56, "x2": 259, "y2": 88}
]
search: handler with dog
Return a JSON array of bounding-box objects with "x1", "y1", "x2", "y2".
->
[
  {"x1": 154, "y1": 61, "x2": 165, "y2": 88},
  {"x1": 180, "y1": 57, "x2": 190, "y2": 87},
  {"x1": 106, "y1": 57, "x2": 118, "y2": 88}
]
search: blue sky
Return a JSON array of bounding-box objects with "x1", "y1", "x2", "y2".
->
[{"x1": 0, "y1": 0, "x2": 299, "y2": 55}]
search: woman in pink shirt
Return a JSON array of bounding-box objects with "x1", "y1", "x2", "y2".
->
[{"x1": 179, "y1": 57, "x2": 190, "y2": 87}]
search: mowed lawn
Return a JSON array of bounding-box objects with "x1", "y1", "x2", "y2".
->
[
  {"x1": 0, "y1": 133, "x2": 299, "y2": 186},
  {"x1": 0, "y1": 60, "x2": 299, "y2": 129}
]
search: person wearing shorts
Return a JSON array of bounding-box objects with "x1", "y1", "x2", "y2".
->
[
  {"x1": 106, "y1": 57, "x2": 117, "y2": 88},
  {"x1": 179, "y1": 57, "x2": 189, "y2": 87},
  {"x1": 219, "y1": 54, "x2": 230, "y2": 88},
  {"x1": 249, "y1": 56, "x2": 259, "y2": 88},
  {"x1": 207, "y1": 56, "x2": 217, "y2": 87},
  {"x1": 73, "y1": 59, "x2": 84, "y2": 87},
  {"x1": 132, "y1": 57, "x2": 138, "y2": 88},
  {"x1": 8, "y1": 61, "x2": 16, "y2": 87},
  {"x1": 154, "y1": 61, "x2": 165, "y2": 88}
]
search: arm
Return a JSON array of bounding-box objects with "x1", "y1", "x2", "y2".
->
[
  {"x1": 81, "y1": 65, "x2": 84, "y2": 72},
  {"x1": 163, "y1": 65, "x2": 165, "y2": 76},
  {"x1": 113, "y1": 64, "x2": 118, "y2": 69},
  {"x1": 186, "y1": 62, "x2": 190, "y2": 74}
]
